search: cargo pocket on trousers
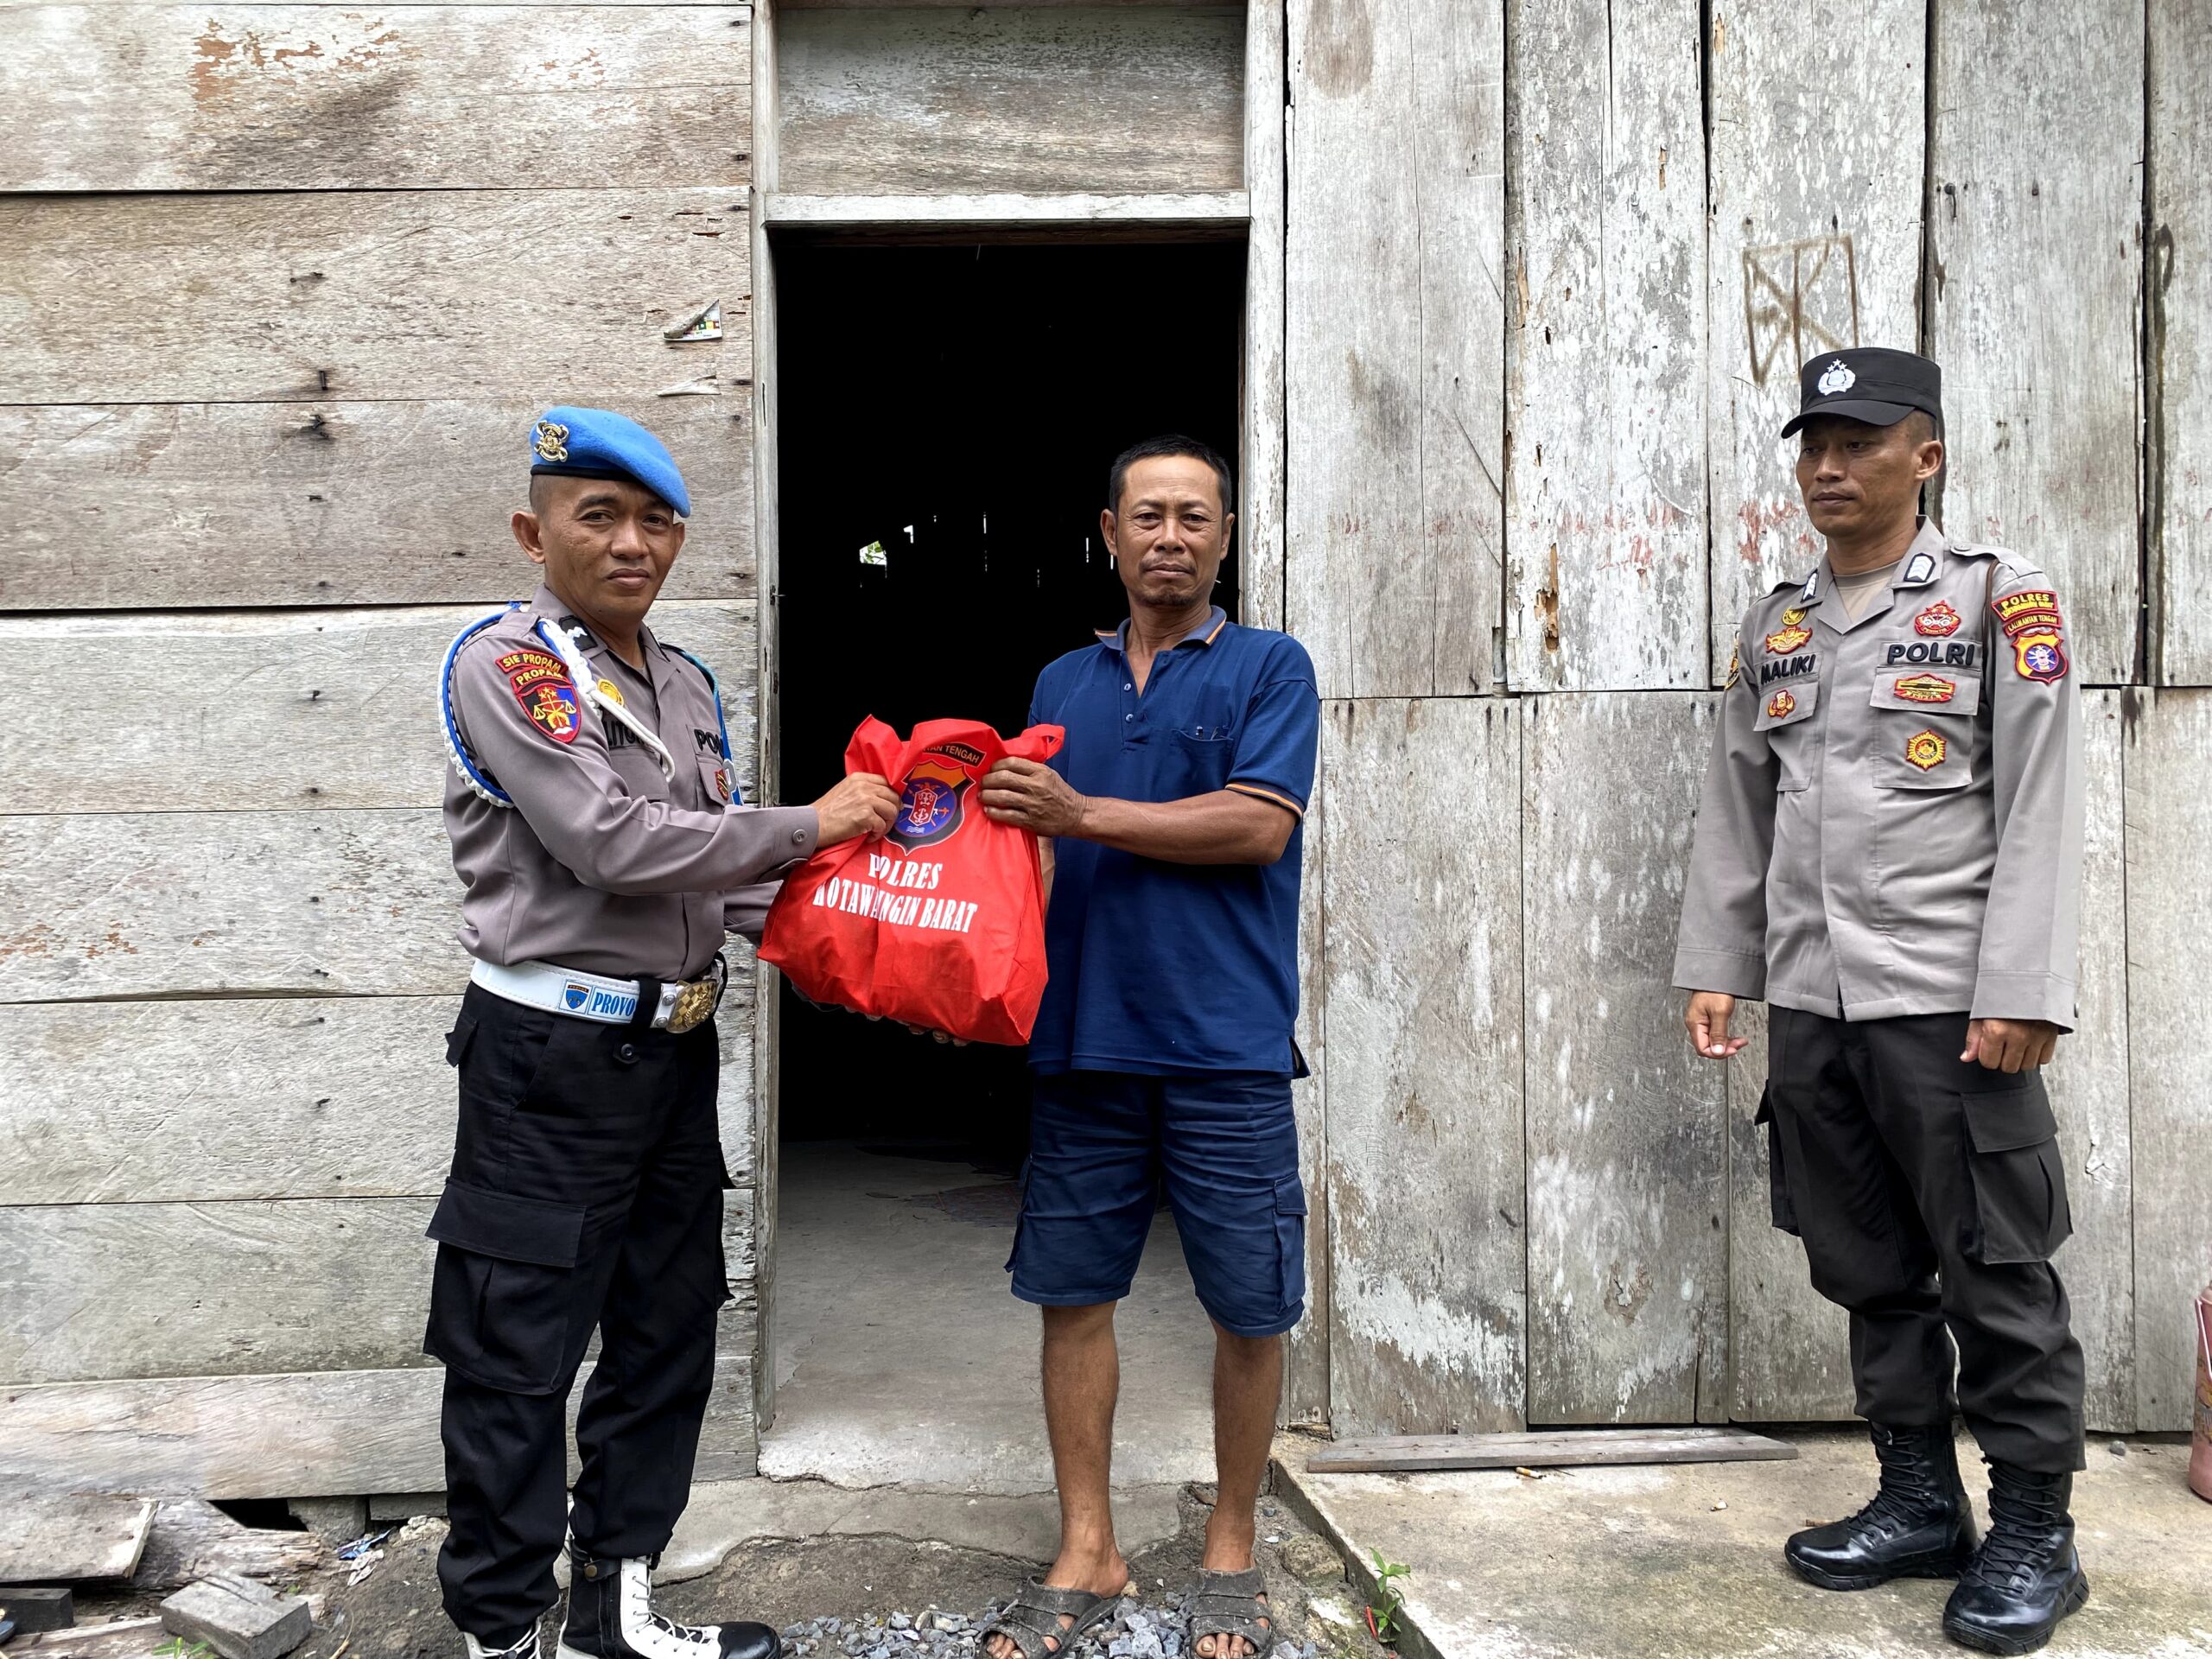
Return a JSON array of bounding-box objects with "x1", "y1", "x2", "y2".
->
[
  {"x1": 1755, "y1": 1089, "x2": 1799, "y2": 1236},
  {"x1": 444, "y1": 1009, "x2": 479, "y2": 1067},
  {"x1": 1274, "y1": 1178, "x2": 1309, "y2": 1313},
  {"x1": 423, "y1": 1180, "x2": 587, "y2": 1394},
  {"x1": 1960, "y1": 1085, "x2": 2072, "y2": 1264}
]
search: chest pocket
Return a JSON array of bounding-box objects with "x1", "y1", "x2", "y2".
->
[
  {"x1": 1869, "y1": 674, "x2": 1978, "y2": 791},
  {"x1": 607, "y1": 743, "x2": 673, "y2": 802},
  {"x1": 1753, "y1": 676, "x2": 1820, "y2": 791}
]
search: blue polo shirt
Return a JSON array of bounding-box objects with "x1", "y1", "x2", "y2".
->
[{"x1": 1026, "y1": 607, "x2": 1319, "y2": 1076}]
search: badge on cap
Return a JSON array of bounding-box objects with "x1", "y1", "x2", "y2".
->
[
  {"x1": 1816, "y1": 359, "x2": 1856, "y2": 396},
  {"x1": 533, "y1": 420, "x2": 570, "y2": 464}
]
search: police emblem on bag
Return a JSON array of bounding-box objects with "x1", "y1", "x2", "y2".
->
[
  {"x1": 1914, "y1": 601, "x2": 1962, "y2": 638},
  {"x1": 1816, "y1": 359, "x2": 1855, "y2": 396},
  {"x1": 886, "y1": 743, "x2": 984, "y2": 853},
  {"x1": 1904, "y1": 729, "x2": 1948, "y2": 772}
]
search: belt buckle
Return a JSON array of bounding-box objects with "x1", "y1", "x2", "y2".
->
[{"x1": 664, "y1": 958, "x2": 726, "y2": 1034}]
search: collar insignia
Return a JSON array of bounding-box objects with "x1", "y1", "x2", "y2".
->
[{"x1": 1901, "y1": 551, "x2": 1937, "y2": 585}]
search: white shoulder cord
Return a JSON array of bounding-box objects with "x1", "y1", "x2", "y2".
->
[
  {"x1": 439, "y1": 608, "x2": 678, "y2": 810},
  {"x1": 535, "y1": 619, "x2": 678, "y2": 785}
]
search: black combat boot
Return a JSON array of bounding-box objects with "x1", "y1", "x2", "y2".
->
[
  {"x1": 1942, "y1": 1464, "x2": 2089, "y2": 1655},
  {"x1": 558, "y1": 1548, "x2": 779, "y2": 1659},
  {"x1": 1784, "y1": 1421, "x2": 1978, "y2": 1589}
]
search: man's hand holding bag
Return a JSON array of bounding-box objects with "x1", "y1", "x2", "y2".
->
[{"x1": 760, "y1": 715, "x2": 1065, "y2": 1046}]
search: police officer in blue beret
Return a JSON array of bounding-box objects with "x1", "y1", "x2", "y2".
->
[{"x1": 430, "y1": 408, "x2": 900, "y2": 1659}]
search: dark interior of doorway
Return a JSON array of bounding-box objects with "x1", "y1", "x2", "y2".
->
[{"x1": 774, "y1": 238, "x2": 1245, "y2": 1174}]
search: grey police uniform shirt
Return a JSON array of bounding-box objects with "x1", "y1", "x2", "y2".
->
[
  {"x1": 444, "y1": 584, "x2": 818, "y2": 982},
  {"x1": 1674, "y1": 519, "x2": 2085, "y2": 1027}
]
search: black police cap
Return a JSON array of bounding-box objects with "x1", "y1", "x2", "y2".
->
[{"x1": 1780, "y1": 346, "x2": 1942, "y2": 439}]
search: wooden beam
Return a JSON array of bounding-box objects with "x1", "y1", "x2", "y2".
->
[
  {"x1": 1503, "y1": 0, "x2": 1706, "y2": 690},
  {"x1": 776, "y1": 5, "x2": 1242, "y2": 198},
  {"x1": 1703, "y1": 0, "x2": 1924, "y2": 683},
  {"x1": 1321, "y1": 699, "x2": 1525, "y2": 1434},
  {"x1": 1306, "y1": 1427, "x2": 1799, "y2": 1474},
  {"x1": 1929, "y1": 0, "x2": 2142, "y2": 683},
  {"x1": 2, "y1": 6, "x2": 751, "y2": 192},
  {"x1": 2151, "y1": 0, "x2": 2212, "y2": 683},
  {"x1": 763, "y1": 192, "x2": 1249, "y2": 230},
  {"x1": 1521, "y1": 694, "x2": 1728, "y2": 1424},
  {"x1": 0, "y1": 403, "x2": 756, "y2": 612},
  {"x1": 1239, "y1": 1, "x2": 1289, "y2": 636},
  {"x1": 0, "y1": 602, "x2": 756, "y2": 810},
  {"x1": 0, "y1": 1358, "x2": 758, "y2": 1500},
  {"x1": 3, "y1": 189, "x2": 749, "y2": 406}
]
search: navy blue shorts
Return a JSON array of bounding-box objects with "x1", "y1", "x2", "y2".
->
[{"x1": 1007, "y1": 1069, "x2": 1306, "y2": 1338}]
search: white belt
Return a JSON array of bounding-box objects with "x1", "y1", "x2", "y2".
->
[{"x1": 469, "y1": 957, "x2": 726, "y2": 1034}]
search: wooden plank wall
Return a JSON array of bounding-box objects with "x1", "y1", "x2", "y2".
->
[
  {"x1": 1288, "y1": 0, "x2": 2207, "y2": 1433},
  {"x1": 0, "y1": 3, "x2": 764, "y2": 1492}
]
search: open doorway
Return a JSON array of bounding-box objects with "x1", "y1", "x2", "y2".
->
[{"x1": 766, "y1": 238, "x2": 1245, "y2": 1485}]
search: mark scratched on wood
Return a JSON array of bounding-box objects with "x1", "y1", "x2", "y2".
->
[{"x1": 1741, "y1": 233, "x2": 1860, "y2": 384}]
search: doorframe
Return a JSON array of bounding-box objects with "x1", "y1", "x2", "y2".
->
[{"x1": 746, "y1": 0, "x2": 1292, "y2": 1440}]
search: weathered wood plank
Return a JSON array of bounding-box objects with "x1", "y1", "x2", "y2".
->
[
  {"x1": 0, "y1": 1198, "x2": 443, "y2": 1382},
  {"x1": 1928, "y1": 0, "x2": 2140, "y2": 683},
  {"x1": 1503, "y1": 0, "x2": 1705, "y2": 691},
  {"x1": 1704, "y1": 0, "x2": 1924, "y2": 681},
  {"x1": 128, "y1": 1499, "x2": 327, "y2": 1594},
  {"x1": 2056, "y1": 690, "x2": 2135, "y2": 1431},
  {"x1": 0, "y1": 1357, "x2": 758, "y2": 1499},
  {"x1": 1240, "y1": 0, "x2": 1288, "y2": 635},
  {"x1": 0, "y1": 1495, "x2": 154, "y2": 1584},
  {"x1": 0, "y1": 1183, "x2": 757, "y2": 1384},
  {"x1": 2151, "y1": 0, "x2": 2212, "y2": 683},
  {"x1": 2124, "y1": 688, "x2": 2212, "y2": 1431},
  {"x1": 1286, "y1": 0, "x2": 1505, "y2": 699},
  {"x1": 1321, "y1": 699, "x2": 1523, "y2": 1434},
  {"x1": 2, "y1": 6, "x2": 750, "y2": 192},
  {"x1": 1283, "y1": 747, "x2": 1327, "y2": 1425},
  {"x1": 1522, "y1": 694, "x2": 1727, "y2": 1422},
  {"x1": 0, "y1": 810, "x2": 461, "y2": 1000},
  {"x1": 0, "y1": 988, "x2": 755, "y2": 1205},
  {"x1": 1724, "y1": 1000, "x2": 1854, "y2": 1422},
  {"x1": 776, "y1": 5, "x2": 1243, "y2": 198},
  {"x1": 762, "y1": 192, "x2": 1248, "y2": 228},
  {"x1": 1306, "y1": 1427, "x2": 1797, "y2": 1473},
  {"x1": 2, "y1": 189, "x2": 749, "y2": 406},
  {"x1": 0, "y1": 402, "x2": 756, "y2": 610},
  {"x1": 0, "y1": 601, "x2": 758, "y2": 810}
]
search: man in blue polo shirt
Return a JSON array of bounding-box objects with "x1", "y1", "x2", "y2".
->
[{"x1": 974, "y1": 436, "x2": 1319, "y2": 1659}]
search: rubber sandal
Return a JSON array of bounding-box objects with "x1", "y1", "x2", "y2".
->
[
  {"x1": 980, "y1": 1579, "x2": 1133, "y2": 1659},
  {"x1": 1187, "y1": 1567, "x2": 1272, "y2": 1659}
]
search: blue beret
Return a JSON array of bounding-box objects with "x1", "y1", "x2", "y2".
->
[{"x1": 528, "y1": 406, "x2": 691, "y2": 518}]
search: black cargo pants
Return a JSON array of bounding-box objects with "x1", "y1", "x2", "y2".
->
[
  {"x1": 1759, "y1": 1007, "x2": 2085, "y2": 1472},
  {"x1": 427, "y1": 983, "x2": 734, "y2": 1643}
]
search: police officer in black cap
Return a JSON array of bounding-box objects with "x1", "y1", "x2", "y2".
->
[{"x1": 1675, "y1": 348, "x2": 2090, "y2": 1653}]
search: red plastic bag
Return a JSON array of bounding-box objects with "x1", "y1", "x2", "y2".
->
[{"x1": 760, "y1": 715, "x2": 1065, "y2": 1046}]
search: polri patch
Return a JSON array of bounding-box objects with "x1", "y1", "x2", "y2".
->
[
  {"x1": 1765, "y1": 690, "x2": 1797, "y2": 720},
  {"x1": 2012, "y1": 628, "x2": 2069, "y2": 683},
  {"x1": 1764, "y1": 622, "x2": 1813, "y2": 655},
  {"x1": 518, "y1": 678, "x2": 582, "y2": 743},
  {"x1": 1904, "y1": 729, "x2": 1948, "y2": 772},
  {"x1": 1893, "y1": 673, "x2": 1957, "y2": 704},
  {"x1": 1914, "y1": 601, "x2": 1962, "y2": 638}
]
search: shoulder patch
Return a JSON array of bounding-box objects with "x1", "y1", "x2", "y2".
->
[
  {"x1": 501, "y1": 649, "x2": 582, "y2": 743},
  {"x1": 1993, "y1": 588, "x2": 2069, "y2": 683}
]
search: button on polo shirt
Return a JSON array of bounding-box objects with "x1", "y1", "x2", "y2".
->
[{"x1": 1025, "y1": 607, "x2": 1320, "y2": 1076}]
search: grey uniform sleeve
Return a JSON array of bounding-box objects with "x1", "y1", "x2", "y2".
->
[
  {"x1": 1672, "y1": 620, "x2": 1780, "y2": 998},
  {"x1": 1970, "y1": 570, "x2": 2084, "y2": 1027},
  {"x1": 454, "y1": 635, "x2": 819, "y2": 894},
  {"x1": 723, "y1": 879, "x2": 785, "y2": 944}
]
